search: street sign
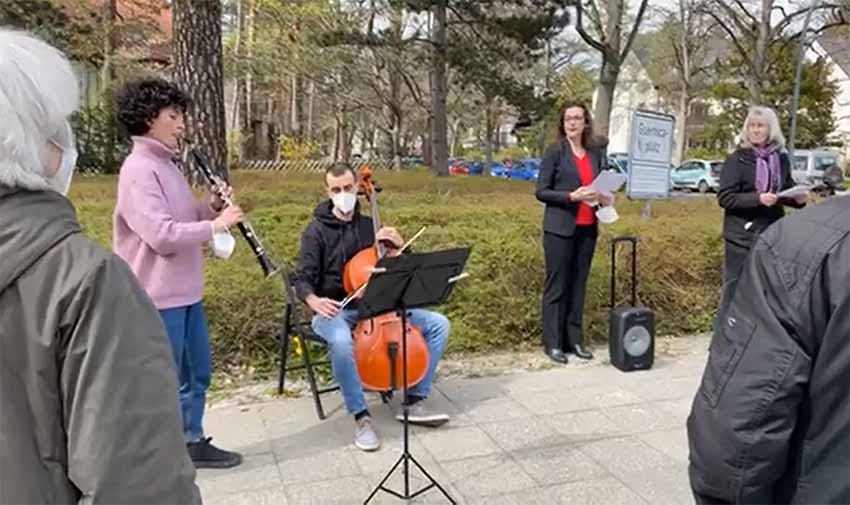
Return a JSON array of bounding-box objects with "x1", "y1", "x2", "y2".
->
[{"x1": 626, "y1": 110, "x2": 674, "y2": 199}]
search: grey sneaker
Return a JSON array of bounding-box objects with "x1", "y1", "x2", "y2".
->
[
  {"x1": 396, "y1": 401, "x2": 450, "y2": 427},
  {"x1": 354, "y1": 416, "x2": 380, "y2": 452}
]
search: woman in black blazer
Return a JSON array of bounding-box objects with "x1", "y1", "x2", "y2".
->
[
  {"x1": 535, "y1": 102, "x2": 612, "y2": 364},
  {"x1": 717, "y1": 106, "x2": 807, "y2": 302}
]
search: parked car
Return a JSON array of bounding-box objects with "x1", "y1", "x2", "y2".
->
[
  {"x1": 467, "y1": 161, "x2": 484, "y2": 175},
  {"x1": 401, "y1": 156, "x2": 423, "y2": 167},
  {"x1": 488, "y1": 161, "x2": 510, "y2": 177},
  {"x1": 607, "y1": 157, "x2": 629, "y2": 174},
  {"x1": 507, "y1": 158, "x2": 541, "y2": 181},
  {"x1": 670, "y1": 159, "x2": 723, "y2": 193},
  {"x1": 448, "y1": 159, "x2": 469, "y2": 175},
  {"x1": 791, "y1": 148, "x2": 843, "y2": 185}
]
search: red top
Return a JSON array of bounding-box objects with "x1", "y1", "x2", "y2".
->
[{"x1": 573, "y1": 153, "x2": 595, "y2": 225}]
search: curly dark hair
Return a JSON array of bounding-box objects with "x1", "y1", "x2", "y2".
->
[{"x1": 116, "y1": 78, "x2": 190, "y2": 136}]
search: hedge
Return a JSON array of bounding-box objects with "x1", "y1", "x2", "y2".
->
[{"x1": 69, "y1": 169, "x2": 724, "y2": 377}]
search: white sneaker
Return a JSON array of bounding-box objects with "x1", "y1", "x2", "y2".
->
[
  {"x1": 354, "y1": 416, "x2": 380, "y2": 451},
  {"x1": 396, "y1": 401, "x2": 450, "y2": 427}
]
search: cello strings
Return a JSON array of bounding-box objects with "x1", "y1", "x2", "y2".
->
[{"x1": 339, "y1": 226, "x2": 428, "y2": 310}]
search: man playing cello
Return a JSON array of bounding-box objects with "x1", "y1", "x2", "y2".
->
[{"x1": 293, "y1": 163, "x2": 451, "y2": 451}]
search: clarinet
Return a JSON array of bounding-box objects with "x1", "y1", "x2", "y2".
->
[{"x1": 189, "y1": 148, "x2": 281, "y2": 278}]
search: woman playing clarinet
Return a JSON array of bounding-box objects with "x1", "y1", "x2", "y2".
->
[{"x1": 112, "y1": 78, "x2": 244, "y2": 468}]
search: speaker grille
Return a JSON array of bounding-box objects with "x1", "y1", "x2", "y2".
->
[{"x1": 623, "y1": 325, "x2": 651, "y2": 357}]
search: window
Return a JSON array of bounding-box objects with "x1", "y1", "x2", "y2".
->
[
  {"x1": 814, "y1": 156, "x2": 837, "y2": 171},
  {"x1": 793, "y1": 156, "x2": 808, "y2": 171},
  {"x1": 710, "y1": 162, "x2": 723, "y2": 176}
]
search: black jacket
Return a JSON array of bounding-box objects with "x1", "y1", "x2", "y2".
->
[
  {"x1": 294, "y1": 199, "x2": 375, "y2": 302},
  {"x1": 688, "y1": 195, "x2": 850, "y2": 505},
  {"x1": 535, "y1": 142, "x2": 604, "y2": 237},
  {"x1": 717, "y1": 148, "x2": 804, "y2": 248}
]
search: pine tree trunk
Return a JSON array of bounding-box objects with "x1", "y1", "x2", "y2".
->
[
  {"x1": 429, "y1": 0, "x2": 449, "y2": 176},
  {"x1": 173, "y1": 0, "x2": 228, "y2": 178},
  {"x1": 485, "y1": 94, "x2": 494, "y2": 164}
]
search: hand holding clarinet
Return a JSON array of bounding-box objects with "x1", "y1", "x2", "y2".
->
[
  {"x1": 188, "y1": 147, "x2": 281, "y2": 277},
  {"x1": 206, "y1": 178, "x2": 245, "y2": 233}
]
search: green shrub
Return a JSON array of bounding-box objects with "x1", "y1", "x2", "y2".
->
[
  {"x1": 69, "y1": 170, "x2": 724, "y2": 378},
  {"x1": 70, "y1": 105, "x2": 128, "y2": 174}
]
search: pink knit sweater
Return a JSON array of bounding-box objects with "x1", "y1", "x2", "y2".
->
[{"x1": 112, "y1": 136, "x2": 215, "y2": 310}]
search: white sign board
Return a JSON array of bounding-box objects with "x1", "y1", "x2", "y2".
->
[{"x1": 626, "y1": 111, "x2": 674, "y2": 199}]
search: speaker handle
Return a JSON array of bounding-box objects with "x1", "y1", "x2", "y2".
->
[{"x1": 610, "y1": 236, "x2": 638, "y2": 308}]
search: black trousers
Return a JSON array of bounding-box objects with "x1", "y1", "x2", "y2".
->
[
  {"x1": 541, "y1": 227, "x2": 597, "y2": 352},
  {"x1": 720, "y1": 239, "x2": 751, "y2": 311}
]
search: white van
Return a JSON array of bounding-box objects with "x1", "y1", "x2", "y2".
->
[{"x1": 791, "y1": 148, "x2": 841, "y2": 184}]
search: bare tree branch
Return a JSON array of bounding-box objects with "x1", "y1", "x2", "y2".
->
[
  {"x1": 573, "y1": 2, "x2": 606, "y2": 53},
  {"x1": 586, "y1": 0, "x2": 607, "y2": 40},
  {"x1": 698, "y1": 6, "x2": 753, "y2": 71},
  {"x1": 620, "y1": 0, "x2": 650, "y2": 60},
  {"x1": 730, "y1": 0, "x2": 759, "y2": 27},
  {"x1": 771, "y1": 3, "x2": 844, "y2": 38}
]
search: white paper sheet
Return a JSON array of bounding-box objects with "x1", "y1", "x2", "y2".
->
[
  {"x1": 777, "y1": 185, "x2": 812, "y2": 198},
  {"x1": 590, "y1": 170, "x2": 628, "y2": 194}
]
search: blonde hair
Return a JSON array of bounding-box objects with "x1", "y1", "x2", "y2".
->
[
  {"x1": 0, "y1": 28, "x2": 79, "y2": 190},
  {"x1": 739, "y1": 106, "x2": 785, "y2": 149}
]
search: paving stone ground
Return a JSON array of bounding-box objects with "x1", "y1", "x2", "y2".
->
[{"x1": 197, "y1": 337, "x2": 709, "y2": 504}]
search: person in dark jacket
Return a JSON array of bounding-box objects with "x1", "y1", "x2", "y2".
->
[
  {"x1": 535, "y1": 101, "x2": 613, "y2": 364},
  {"x1": 688, "y1": 195, "x2": 849, "y2": 505},
  {"x1": 293, "y1": 163, "x2": 451, "y2": 452},
  {"x1": 0, "y1": 29, "x2": 200, "y2": 504},
  {"x1": 717, "y1": 106, "x2": 806, "y2": 299}
]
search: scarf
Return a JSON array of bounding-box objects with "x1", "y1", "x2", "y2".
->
[{"x1": 753, "y1": 144, "x2": 780, "y2": 193}]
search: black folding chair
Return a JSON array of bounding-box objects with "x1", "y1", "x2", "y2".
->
[
  {"x1": 277, "y1": 270, "x2": 339, "y2": 420},
  {"x1": 277, "y1": 270, "x2": 392, "y2": 421},
  {"x1": 277, "y1": 268, "x2": 395, "y2": 421}
]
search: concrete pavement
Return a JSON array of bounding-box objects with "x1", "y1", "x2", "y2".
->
[{"x1": 197, "y1": 337, "x2": 708, "y2": 504}]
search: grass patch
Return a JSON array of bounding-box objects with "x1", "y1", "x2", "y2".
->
[{"x1": 69, "y1": 169, "x2": 724, "y2": 379}]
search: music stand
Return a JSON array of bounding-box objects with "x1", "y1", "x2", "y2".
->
[{"x1": 361, "y1": 247, "x2": 471, "y2": 504}]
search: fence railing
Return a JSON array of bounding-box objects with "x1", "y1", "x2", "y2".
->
[{"x1": 240, "y1": 159, "x2": 396, "y2": 172}]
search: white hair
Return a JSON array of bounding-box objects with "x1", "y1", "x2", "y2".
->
[
  {"x1": 0, "y1": 28, "x2": 79, "y2": 191},
  {"x1": 739, "y1": 106, "x2": 785, "y2": 149}
]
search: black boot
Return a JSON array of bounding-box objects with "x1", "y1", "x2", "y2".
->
[
  {"x1": 187, "y1": 437, "x2": 243, "y2": 469},
  {"x1": 545, "y1": 348, "x2": 569, "y2": 364},
  {"x1": 572, "y1": 344, "x2": 594, "y2": 360}
]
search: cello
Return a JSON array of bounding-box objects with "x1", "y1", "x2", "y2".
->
[{"x1": 342, "y1": 166, "x2": 430, "y2": 392}]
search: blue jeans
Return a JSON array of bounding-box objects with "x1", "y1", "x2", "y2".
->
[
  {"x1": 159, "y1": 302, "x2": 211, "y2": 442},
  {"x1": 312, "y1": 309, "x2": 450, "y2": 416}
]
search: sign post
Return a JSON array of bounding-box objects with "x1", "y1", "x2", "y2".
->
[{"x1": 626, "y1": 110, "x2": 675, "y2": 220}]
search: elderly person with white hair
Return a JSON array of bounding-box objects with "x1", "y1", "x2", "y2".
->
[
  {"x1": 0, "y1": 29, "x2": 200, "y2": 504},
  {"x1": 716, "y1": 106, "x2": 807, "y2": 303}
]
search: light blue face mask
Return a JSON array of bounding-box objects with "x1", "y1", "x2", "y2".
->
[{"x1": 48, "y1": 123, "x2": 78, "y2": 195}]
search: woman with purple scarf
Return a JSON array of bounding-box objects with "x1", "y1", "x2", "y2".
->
[{"x1": 716, "y1": 106, "x2": 807, "y2": 302}]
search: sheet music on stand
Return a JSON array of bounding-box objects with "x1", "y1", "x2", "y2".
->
[{"x1": 358, "y1": 247, "x2": 471, "y2": 319}]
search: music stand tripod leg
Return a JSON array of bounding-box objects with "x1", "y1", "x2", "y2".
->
[{"x1": 363, "y1": 306, "x2": 456, "y2": 505}]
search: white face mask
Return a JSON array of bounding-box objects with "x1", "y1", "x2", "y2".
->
[
  {"x1": 53, "y1": 146, "x2": 78, "y2": 195},
  {"x1": 332, "y1": 191, "x2": 357, "y2": 214},
  {"x1": 212, "y1": 231, "x2": 236, "y2": 259},
  {"x1": 47, "y1": 123, "x2": 78, "y2": 195},
  {"x1": 596, "y1": 205, "x2": 619, "y2": 224}
]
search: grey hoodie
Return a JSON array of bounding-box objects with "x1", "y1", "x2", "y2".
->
[{"x1": 0, "y1": 186, "x2": 201, "y2": 504}]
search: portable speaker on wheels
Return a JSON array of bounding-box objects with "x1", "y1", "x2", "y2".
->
[{"x1": 608, "y1": 236, "x2": 655, "y2": 372}]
